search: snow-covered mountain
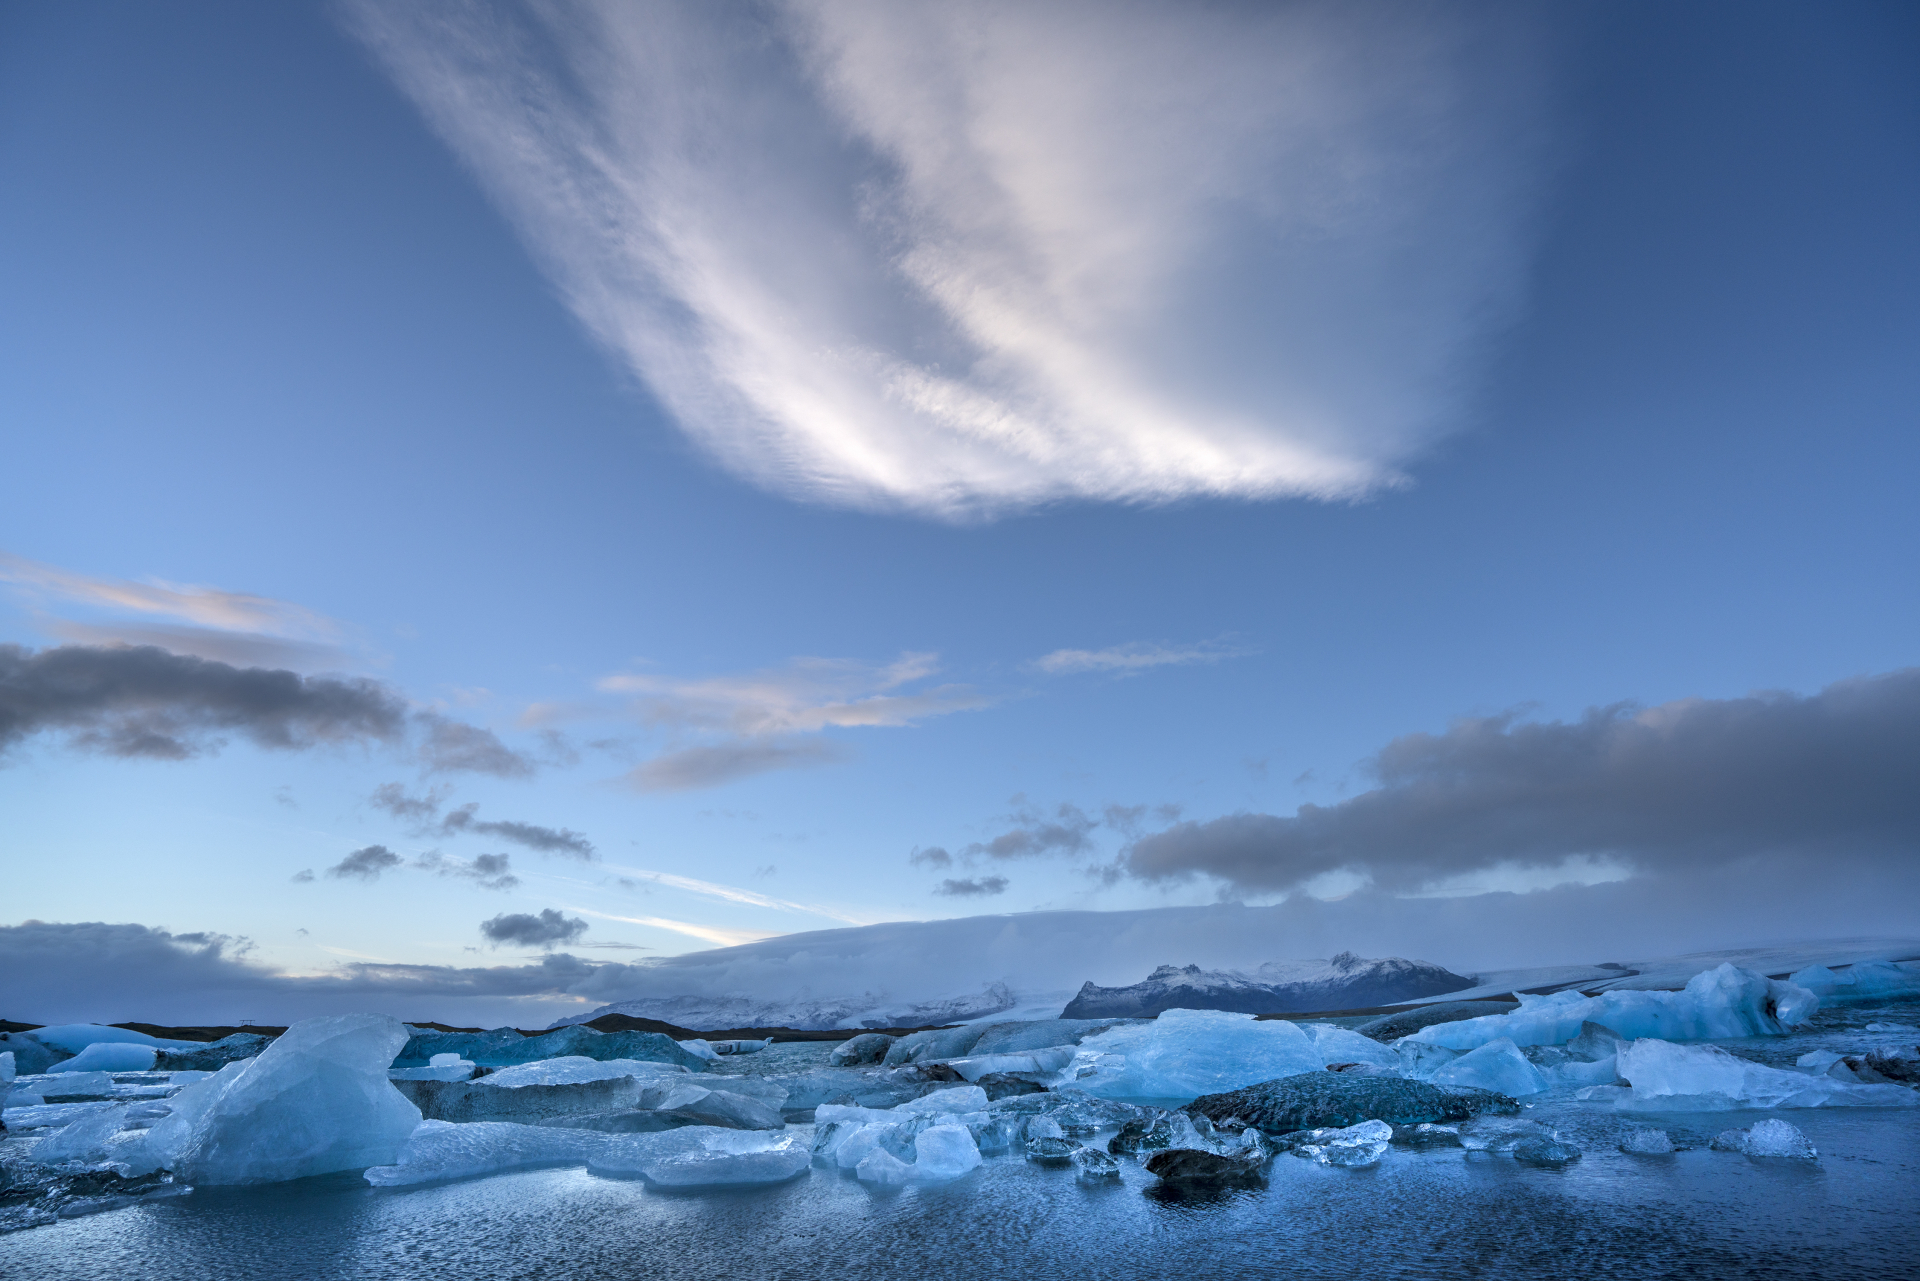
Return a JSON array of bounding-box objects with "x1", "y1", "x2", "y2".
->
[
  {"x1": 553, "y1": 981, "x2": 1018, "y2": 1032},
  {"x1": 1060, "y1": 952, "x2": 1473, "y2": 1018}
]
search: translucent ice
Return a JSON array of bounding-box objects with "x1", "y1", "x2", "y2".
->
[
  {"x1": 30, "y1": 1106, "x2": 134, "y2": 1167},
  {"x1": 134, "y1": 1014, "x2": 422, "y2": 1184},
  {"x1": 1732, "y1": 1118, "x2": 1818, "y2": 1158},
  {"x1": 1, "y1": 1051, "x2": 15, "y2": 1086},
  {"x1": 944, "y1": 1049, "x2": 1076, "y2": 1081},
  {"x1": 1068, "y1": 1010, "x2": 1324, "y2": 1101},
  {"x1": 677, "y1": 1039, "x2": 722, "y2": 1063},
  {"x1": 21, "y1": 1025, "x2": 183, "y2": 1054},
  {"x1": 1302, "y1": 1024, "x2": 1402, "y2": 1071},
  {"x1": 906, "y1": 1124, "x2": 982, "y2": 1182},
  {"x1": 53, "y1": 1043, "x2": 158, "y2": 1074},
  {"x1": 1294, "y1": 1119, "x2": 1392, "y2": 1168},
  {"x1": 855, "y1": 1147, "x2": 917, "y2": 1185},
  {"x1": 4, "y1": 1101, "x2": 117, "y2": 1129},
  {"x1": 588, "y1": 1126, "x2": 811, "y2": 1186},
  {"x1": 1429, "y1": 1038, "x2": 1548, "y2": 1097},
  {"x1": 1788, "y1": 961, "x2": 1920, "y2": 1003},
  {"x1": 1616, "y1": 1038, "x2": 1920, "y2": 1110},
  {"x1": 1405, "y1": 965, "x2": 1817, "y2": 1052},
  {"x1": 364, "y1": 1119, "x2": 609, "y2": 1186},
  {"x1": 478, "y1": 1056, "x2": 690, "y2": 1088}
]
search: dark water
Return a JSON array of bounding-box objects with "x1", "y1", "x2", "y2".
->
[{"x1": 7, "y1": 1104, "x2": 1915, "y2": 1281}]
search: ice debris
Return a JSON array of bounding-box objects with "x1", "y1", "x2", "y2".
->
[
  {"x1": 1405, "y1": 964, "x2": 1817, "y2": 1052},
  {"x1": 1620, "y1": 1125, "x2": 1675, "y2": 1154},
  {"x1": 1615, "y1": 1038, "x2": 1919, "y2": 1110}
]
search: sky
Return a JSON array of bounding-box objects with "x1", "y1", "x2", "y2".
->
[{"x1": 2, "y1": 0, "x2": 1917, "y2": 1026}]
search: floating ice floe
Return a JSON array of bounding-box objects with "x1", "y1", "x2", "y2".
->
[
  {"x1": 587, "y1": 1126, "x2": 812, "y2": 1186},
  {"x1": 1065, "y1": 1009, "x2": 1325, "y2": 1101},
  {"x1": 1405, "y1": 965, "x2": 1816, "y2": 1053},
  {"x1": 1609, "y1": 1038, "x2": 1919, "y2": 1110},
  {"x1": 365, "y1": 1120, "x2": 609, "y2": 1186},
  {"x1": 116, "y1": 1014, "x2": 421, "y2": 1184}
]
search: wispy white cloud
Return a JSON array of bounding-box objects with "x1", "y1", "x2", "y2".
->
[
  {"x1": 604, "y1": 864, "x2": 873, "y2": 925},
  {"x1": 1031, "y1": 639, "x2": 1251, "y2": 677},
  {"x1": 346, "y1": 0, "x2": 1547, "y2": 519},
  {"x1": 0, "y1": 550, "x2": 350, "y2": 668},
  {"x1": 596, "y1": 651, "x2": 988, "y2": 790},
  {"x1": 571, "y1": 908, "x2": 782, "y2": 949}
]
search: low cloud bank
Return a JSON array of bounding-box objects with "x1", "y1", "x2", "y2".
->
[
  {"x1": 1127, "y1": 669, "x2": 1920, "y2": 893},
  {"x1": 11, "y1": 854, "x2": 1918, "y2": 1025}
]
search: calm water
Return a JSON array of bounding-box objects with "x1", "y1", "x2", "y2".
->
[{"x1": 6, "y1": 1005, "x2": 1918, "y2": 1280}]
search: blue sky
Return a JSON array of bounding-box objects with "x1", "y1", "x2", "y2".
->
[{"x1": 2, "y1": 1, "x2": 1916, "y2": 1011}]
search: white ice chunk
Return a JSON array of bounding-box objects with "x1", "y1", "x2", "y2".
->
[
  {"x1": 908, "y1": 1124, "x2": 982, "y2": 1182},
  {"x1": 21, "y1": 1024, "x2": 169, "y2": 1053},
  {"x1": 476, "y1": 1056, "x2": 690, "y2": 1088},
  {"x1": 833, "y1": 1123, "x2": 896, "y2": 1170},
  {"x1": 388, "y1": 1062, "x2": 477, "y2": 1082},
  {"x1": 588, "y1": 1126, "x2": 810, "y2": 1186},
  {"x1": 1795, "y1": 1050, "x2": 1846, "y2": 1072},
  {"x1": 1, "y1": 1051, "x2": 14, "y2": 1086},
  {"x1": 1617, "y1": 1038, "x2": 1920, "y2": 1111},
  {"x1": 32, "y1": 1070, "x2": 114, "y2": 1095},
  {"x1": 1788, "y1": 961, "x2": 1920, "y2": 1004},
  {"x1": 892, "y1": 1085, "x2": 989, "y2": 1115},
  {"x1": 943, "y1": 1049, "x2": 1075, "y2": 1081},
  {"x1": 53, "y1": 1042, "x2": 158, "y2": 1074},
  {"x1": 127, "y1": 1014, "x2": 421, "y2": 1184},
  {"x1": 365, "y1": 1119, "x2": 609, "y2": 1186},
  {"x1": 1407, "y1": 965, "x2": 1818, "y2": 1052},
  {"x1": 1068, "y1": 1009, "x2": 1325, "y2": 1101},
  {"x1": 29, "y1": 1106, "x2": 132, "y2": 1166},
  {"x1": 1429, "y1": 1038, "x2": 1549, "y2": 1097},
  {"x1": 676, "y1": 1039, "x2": 722, "y2": 1063},
  {"x1": 855, "y1": 1147, "x2": 917, "y2": 1186},
  {"x1": 3, "y1": 1101, "x2": 116, "y2": 1129},
  {"x1": 430, "y1": 1053, "x2": 465, "y2": 1067}
]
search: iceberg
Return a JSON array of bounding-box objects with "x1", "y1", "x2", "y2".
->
[
  {"x1": 1429, "y1": 1038, "x2": 1549, "y2": 1097},
  {"x1": 1615, "y1": 1038, "x2": 1920, "y2": 1110},
  {"x1": 18, "y1": 1025, "x2": 190, "y2": 1054},
  {"x1": 587, "y1": 1126, "x2": 811, "y2": 1186},
  {"x1": 365, "y1": 1120, "x2": 609, "y2": 1186},
  {"x1": 1066, "y1": 1010, "x2": 1325, "y2": 1101},
  {"x1": 1301, "y1": 1024, "x2": 1402, "y2": 1071},
  {"x1": 1405, "y1": 965, "x2": 1817, "y2": 1052},
  {"x1": 126, "y1": 1014, "x2": 422, "y2": 1184},
  {"x1": 1788, "y1": 961, "x2": 1920, "y2": 1003}
]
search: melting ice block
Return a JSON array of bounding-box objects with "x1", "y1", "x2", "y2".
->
[
  {"x1": 131, "y1": 1014, "x2": 421, "y2": 1184},
  {"x1": 588, "y1": 1126, "x2": 810, "y2": 1186},
  {"x1": 1068, "y1": 1010, "x2": 1325, "y2": 1101},
  {"x1": 1616, "y1": 1038, "x2": 1920, "y2": 1110},
  {"x1": 1406, "y1": 964, "x2": 1817, "y2": 1052},
  {"x1": 365, "y1": 1120, "x2": 609, "y2": 1186},
  {"x1": 1429, "y1": 1038, "x2": 1549, "y2": 1097}
]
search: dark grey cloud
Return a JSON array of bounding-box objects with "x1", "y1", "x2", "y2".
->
[
  {"x1": 909, "y1": 846, "x2": 953, "y2": 869},
  {"x1": 0, "y1": 643, "x2": 406, "y2": 761},
  {"x1": 480, "y1": 908, "x2": 588, "y2": 949},
  {"x1": 933, "y1": 875, "x2": 1009, "y2": 898},
  {"x1": 969, "y1": 802, "x2": 1097, "y2": 859},
  {"x1": 418, "y1": 712, "x2": 536, "y2": 778},
  {"x1": 625, "y1": 738, "x2": 849, "y2": 792},
  {"x1": 414, "y1": 850, "x2": 519, "y2": 891},
  {"x1": 1125, "y1": 669, "x2": 1920, "y2": 894},
  {"x1": 441, "y1": 803, "x2": 595, "y2": 860},
  {"x1": 370, "y1": 781, "x2": 448, "y2": 822},
  {"x1": 325, "y1": 845, "x2": 404, "y2": 882}
]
